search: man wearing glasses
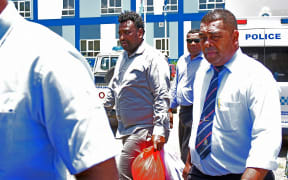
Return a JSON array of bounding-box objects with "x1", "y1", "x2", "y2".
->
[{"x1": 169, "y1": 29, "x2": 206, "y2": 163}]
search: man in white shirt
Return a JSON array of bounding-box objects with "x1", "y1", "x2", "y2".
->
[
  {"x1": 183, "y1": 9, "x2": 281, "y2": 180},
  {"x1": 0, "y1": 0, "x2": 119, "y2": 179}
]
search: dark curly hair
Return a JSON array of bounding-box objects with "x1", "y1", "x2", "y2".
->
[{"x1": 118, "y1": 11, "x2": 145, "y2": 34}]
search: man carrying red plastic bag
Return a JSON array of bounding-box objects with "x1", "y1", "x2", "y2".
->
[
  {"x1": 132, "y1": 145, "x2": 185, "y2": 180},
  {"x1": 132, "y1": 146, "x2": 165, "y2": 180}
]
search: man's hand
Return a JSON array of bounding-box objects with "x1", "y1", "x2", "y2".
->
[
  {"x1": 75, "y1": 157, "x2": 119, "y2": 180},
  {"x1": 151, "y1": 135, "x2": 165, "y2": 151},
  {"x1": 241, "y1": 167, "x2": 269, "y2": 180},
  {"x1": 182, "y1": 150, "x2": 192, "y2": 180}
]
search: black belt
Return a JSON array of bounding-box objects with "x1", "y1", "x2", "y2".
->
[
  {"x1": 180, "y1": 105, "x2": 193, "y2": 109},
  {"x1": 189, "y1": 166, "x2": 274, "y2": 180},
  {"x1": 189, "y1": 166, "x2": 242, "y2": 180}
]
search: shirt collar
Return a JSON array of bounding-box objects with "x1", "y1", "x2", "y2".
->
[
  {"x1": 185, "y1": 52, "x2": 203, "y2": 65},
  {"x1": 206, "y1": 48, "x2": 240, "y2": 74},
  {"x1": 0, "y1": 2, "x2": 21, "y2": 45},
  {"x1": 190, "y1": 52, "x2": 203, "y2": 61},
  {"x1": 125, "y1": 40, "x2": 145, "y2": 58},
  {"x1": 224, "y1": 48, "x2": 241, "y2": 73}
]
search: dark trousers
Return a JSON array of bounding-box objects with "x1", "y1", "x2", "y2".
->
[
  {"x1": 178, "y1": 105, "x2": 193, "y2": 163},
  {"x1": 187, "y1": 166, "x2": 275, "y2": 180}
]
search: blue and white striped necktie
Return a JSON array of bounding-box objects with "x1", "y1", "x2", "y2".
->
[{"x1": 195, "y1": 66, "x2": 224, "y2": 159}]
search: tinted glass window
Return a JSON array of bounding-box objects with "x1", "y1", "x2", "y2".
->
[{"x1": 242, "y1": 47, "x2": 288, "y2": 82}]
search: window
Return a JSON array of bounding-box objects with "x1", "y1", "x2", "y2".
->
[
  {"x1": 101, "y1": 0, "x2": 122, "y2": 14},
  {"x1": 111, "y1": 57, "x2": 118, "y2": 67},
  {"x1": 101, "y1": 57, "x2": 110, "y2": 70},
  {"x1": 164, "y1": 0, "x2": 178, "y2": 12},
  {"x1": 13, "y1": 0, "x2": 31, "y2": 18},
  {"x1": 100, "y1": 56, "x2": 118, "y2": 70},
  {"x1": 199, "y1": 0, "x2": 225, "y2": 11},
  {"x1": 242, "y1": 47, "x2": 288, "y2": 82},
  {"x1": 62, "y1": 0, "x2": 75, "y2": 16},
  {"x1": 155, "y1": 38, "x2": 169, "y2": 57},
  {"x1": 80, "y1": 39, "x2": 100, "y2": 57},
  {"x1": 142, "y1": 0, "x2": 154, "y2": 13}
]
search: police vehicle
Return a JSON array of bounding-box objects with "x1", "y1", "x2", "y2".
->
[{"x1": 237, "y1": 16, "x2": 288, "y2": 137}]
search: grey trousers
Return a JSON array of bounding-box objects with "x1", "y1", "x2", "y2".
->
[{"x1": 118, "y1": 128, "x2": 153, "y2": 180}]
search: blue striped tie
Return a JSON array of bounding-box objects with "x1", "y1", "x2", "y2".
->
[{"x1": 195, "y1": 66, "x2": 223, "y2": 159}]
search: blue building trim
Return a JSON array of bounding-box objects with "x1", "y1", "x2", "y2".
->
[
  {"x1": 75, "y1": 0, "x2": 80, "y2": 50},
  {"x1": 178, "y1": 0, "x2": 184, "y2": 58},
  {"x1": 183, "y1": 12, "x2": 207, "y2": 21},
  {"x1": 131, "y1": 0, "x2": 136, "y2": 11},
  {"x1": 75, "y1": 25, "x2": 80, "y2": 50},
  {"x1": 75, "y1": 0, "x2": 80, "y2": 19},
  {"x1": 32, "y1": 0, "x2": 38, "y2": 21},
  {"x1": 38, "y1": 16, "x2": 119, "y2": 26},
  {"x1": 32, "y1": 0, "x2": 206, "y2": 59}
]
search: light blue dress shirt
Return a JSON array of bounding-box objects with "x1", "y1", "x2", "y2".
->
[
  {"x1": 189, "y1": 49, "x2": 282, "y2": 175},
  {"x1": 0, "y1": 3, "x2": 120, "y2": 179},
  {"x1": 104, "y1": 42, "x2": 170, "y2": 138},
  {"x1": 170, "y1": 53, "x2": 204, "y2": 109}
]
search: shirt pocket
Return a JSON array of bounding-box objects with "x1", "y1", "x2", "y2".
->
[
  {"x1": 0, "y1": 93, "x2": 23, "y2": 124},
  {"x1": 216, "y1": 99, "x2": 241, "y2": 131}
]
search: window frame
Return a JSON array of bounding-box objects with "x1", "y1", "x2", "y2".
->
[
  {"x1": 144, "y1": 0, "x2": 154, "y2": 14},
  {"x1": 13, "y1": 0, "x2": 31, "y2": 19},
  {"x1": 101, "y1": 0, "x2": 122, "y2": 15},
  {"x1": 164, "y1": 0, "x2": 178, "y2": 13},
  {"x1": 62, "y1": 0, "x2": 75, "y2": 17},
  {"x1": 154, "y1": 38, "x2": 170, "y2": 57},
  {"x1": 80, "y1": 39, "x2": 101, "y2": 58},
  {"x1": 100, "y1": 56, "x2": 118, "y2": 71},
  {"x1": 198, "y1": 0, "x2": 225, "y2": 11}
]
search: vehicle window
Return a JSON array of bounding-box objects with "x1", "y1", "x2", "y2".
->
[
  {"x1": 101, "y1": 57, "x2": 109, "y2": 70},
  {"x1": 111, "y1": 57, "x2": 118, "y2": 67},
  {"x1": 242, "y1": 47, "x2": 288, "y2": 82}
]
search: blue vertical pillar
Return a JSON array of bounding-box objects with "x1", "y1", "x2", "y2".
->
[
  {"x1": 33, "y1": 0, "x2": 38, "y2": 22},
  {"x1": 178, "y1": 0, "x2": 184, "y2": 58},
  {"x1": 131, "y1": 0, "x2": 136, "y2": 11},
  {"x1": 75, "y1": 0, "x2": 80, "y2": 50}
]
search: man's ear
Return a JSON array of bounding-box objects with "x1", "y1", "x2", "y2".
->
[
  {"x1": 138, "y1": 28, "x2": 144, "y2": 39},
  {"x1": 233, "y1": 29, "x2": 239, "y2": 48}
]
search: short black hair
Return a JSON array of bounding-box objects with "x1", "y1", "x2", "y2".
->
[
  {"x1": 187, "y1": 29, "x2": 200, "y2": 35},
  {"x1": 118, "y1": 11, "x2": 145, "y2": 33},
  {"x1": 201, "y1": 9, "x2": 238, "y2": 30}
]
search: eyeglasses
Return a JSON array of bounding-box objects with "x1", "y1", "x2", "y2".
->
[{"x1": 186, "y1": 39, "x2": 200, "y2": 43}]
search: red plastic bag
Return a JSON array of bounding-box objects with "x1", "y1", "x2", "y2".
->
[{"x1": 131, "y1": 146, "x2": 165, "y2": 180}]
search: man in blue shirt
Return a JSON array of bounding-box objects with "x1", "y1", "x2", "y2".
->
[
  {"x1": 183, "y1": 9, "x2": 281, "y2": 180},
  {"x1": 169, "y1": 29, "x2": 204, "y2": 163}
]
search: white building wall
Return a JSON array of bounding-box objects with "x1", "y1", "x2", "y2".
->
[
  {"x1": 100, "y1": 24, "x2": 118, "y2": 52},
  {"x1": 38, "y1": 0, "x2": 62, "y2": 19},
  {"x1": 183, "y1": 21, "x2": 192, "y2": 55},
  {"x1": 169, "y1": 21, "x2": 178, "y2": 59}
]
